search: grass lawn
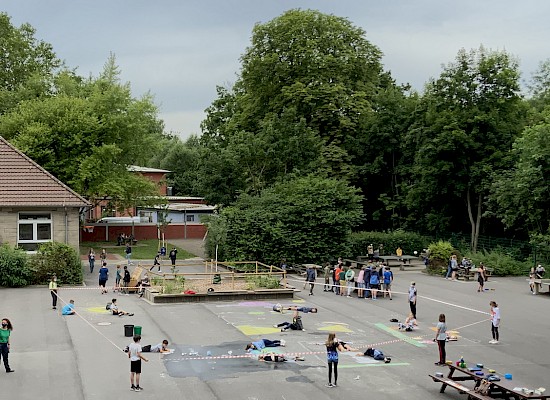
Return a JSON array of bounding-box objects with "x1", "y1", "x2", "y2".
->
[{"x1": 80, "y1": 239, "x2": 196, "y2": 260}]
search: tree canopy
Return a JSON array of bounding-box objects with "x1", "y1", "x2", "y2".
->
[
  {"x1": 0, "y1": 54, "x2": 165, "y2": 208},
  {"x1": 4, "y1": 9, "x2": 550, "y2": 261}
]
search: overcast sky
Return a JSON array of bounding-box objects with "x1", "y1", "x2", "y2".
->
[{"x1": 3, "y1": 1, "x2": 550, "y2": 139}]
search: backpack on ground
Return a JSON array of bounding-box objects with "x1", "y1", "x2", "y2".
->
[{"x1": 106, "y1": 302, "x2": 112, "y2": 310}]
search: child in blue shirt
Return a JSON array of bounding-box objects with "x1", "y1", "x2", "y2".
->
[{"x1": 62, "y1": 300, "x2": 76, "y2": 315}]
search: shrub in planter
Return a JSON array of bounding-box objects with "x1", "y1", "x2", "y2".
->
[
  {"x1": 427, "y1": 241, "x2": 457, "y2": 274},
  {"x1": 30, "y1": 242, "x2": 83, "y2": 284},
  {"x1": 0, "y1": 244, "x2": 32, "y2": 287},
  {"x1": 246, "y1": 275, "x2": 280, "y2": 289}
]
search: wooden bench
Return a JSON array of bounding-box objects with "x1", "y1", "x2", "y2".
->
[
  {"x1": 429, "y1": 373, "x2": 493, "y2": 399},
  {"x1": 128, "y1": 266, "x2": 144, "y2": 293},
  {"x1": 429, "y1": 374, "x2": 472, "y2": 394}
]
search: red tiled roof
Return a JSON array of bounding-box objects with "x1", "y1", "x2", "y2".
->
[{"x1": 0, "y1": 136, "x2": 89, "y2": 207}]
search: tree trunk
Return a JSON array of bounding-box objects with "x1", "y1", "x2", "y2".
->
[
  {"x1": 473, "y1": 194, "x2": 482, "y2": 253},
  {"x1": 466, "y1": 189, "x2": 482, "y2": 253}
]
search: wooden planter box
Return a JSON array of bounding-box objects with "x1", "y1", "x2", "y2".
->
[{"x1": 144, "y1": 288, "x2": 295, "y2": 303}]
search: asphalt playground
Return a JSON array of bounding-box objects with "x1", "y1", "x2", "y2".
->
[{"x1": 0, "y1": 260, "x2": 548, "y2": 400}]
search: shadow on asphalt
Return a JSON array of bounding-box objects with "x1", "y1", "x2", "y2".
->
[{"x1": 163, "y1": 341, "x2": 320, "y2": 381}]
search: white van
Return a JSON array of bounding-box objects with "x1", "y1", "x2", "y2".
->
[{"x1": 97, "y1": 216, "x2": 140, "y2": 224}]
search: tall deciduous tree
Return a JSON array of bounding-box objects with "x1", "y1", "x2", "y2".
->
[
  {"x1": 0, "y1": 56, "x2": 165, "y2": 202},
  {"x1": 201, "y1": 9, "x2": 387, "y2": 195},
  {"x1": 407, "y1": 47, "x2": 526, "y2": 251},
  {"x1": 491, "y1": 110, "x2": 550, "y2": 234},
  {"x1": 0, "y1": 12, "x2": 60, "y2": 114}
]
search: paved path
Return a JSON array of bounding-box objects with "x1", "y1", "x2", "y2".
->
[
  {"x1": 1, "y1": 265, "x2": 549, "y2": 399},
  {"x1": 167, "y1": 238, "x2": 206, "y2": 259}
]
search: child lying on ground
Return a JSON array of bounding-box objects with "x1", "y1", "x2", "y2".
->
[{"x1": 357, "y1": 347, "x2": 391, "y2": 363}]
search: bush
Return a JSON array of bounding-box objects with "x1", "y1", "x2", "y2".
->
[
  {"x1": 348, "y1": 230, "x2": 431, "y2": 259},
  {"x1": 246, "y1": 275, "x2": 281, "y2": 289},
  {"x1": 29, "y1": 242, "x2": 83, "y2": 284},
  {"x1": 0, "y1": 244, "x2": 32, "y2": 287},
  {"x1": 426, "y1": 241, "x2": 459, "y2": 274},
  {"x1": 463, "y1": 248, "x2": 531, "y2": 276},
  {"x1": 221, "y1": 176, "x2": 363, "y2": 265}
]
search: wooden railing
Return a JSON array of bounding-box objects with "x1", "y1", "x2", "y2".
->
[{"x1": 139, "y1": 260, "x2": 287, "y2": 291}]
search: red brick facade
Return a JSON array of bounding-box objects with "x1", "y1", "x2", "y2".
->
[{"x1": 81, "y1": 223, "x2": 207, "y2": 242}]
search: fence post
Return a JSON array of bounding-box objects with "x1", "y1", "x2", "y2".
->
[
  {"x1": 232, "y1": 271, "x2": 235, "y2": 289},
  {"x1": 256, "y1": 261, "x2": 258, "y2": 274}
]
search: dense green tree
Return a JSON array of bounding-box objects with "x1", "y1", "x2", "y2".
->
[
  {"x1": 352, "y1": 76, "x2": 419, "y2": 230},
  {"x1": 201, "y1": 9, "x2": 387, "y2": 194},
  {"x1": 0, "y1": 12, "x2": 61, "y2": 114},
  {"x1": 148, "y1": 135, "x2": 204, "y2": 197},
  {"x1": 491, "y1": 109, "x2": 550, "y2": 234},
  {"x1": 0, "y1": 56, "x2": 165, "y2": 202},
  {"x1": 527, "y1": 58, "x2": 550, "y2": 111},
  {"x1": 406, "y1": 47, "x2": 527, "y2": 250},
  {"x1": 220, "y1": 176, "x2": 363, "y2": 264}
]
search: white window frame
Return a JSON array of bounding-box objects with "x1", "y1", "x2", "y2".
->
[{"x1": 17, "y1": 212, "x2": 53, "y2": 251}]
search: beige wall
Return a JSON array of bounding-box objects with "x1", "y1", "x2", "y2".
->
[{"x1": 0, "y1": 207, "x2": 82, "y2": 251}]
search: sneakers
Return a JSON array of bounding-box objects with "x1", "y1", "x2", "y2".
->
[
  {"x1": 6, "y1": 369, "x2": 15, "y2": 373},
  {"x1": 489, "y1": 339, "x2": 499, "y2": 344},
  {"x1": 135, "y1": 386, "x2": 143, "y2": 392},
  {"x1": 280, "y1": 339, "x2": 286, "y2": 347},
  {"x1": 131, "y1": 385, "x2": 136, "y2": 391},
  {"x1": 128, "y1": 313, "x2": 134, "y2": 316},
  {"x1": 325, "y1": 383, "x2": 334, "y2": 388},
  {"x1": 273, "y1": 325, "x2": 279, "y2": 328}
]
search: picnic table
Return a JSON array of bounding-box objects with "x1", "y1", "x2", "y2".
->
[
  {"x1": 456, "y1": 267, "x2": 493, "y2": 281},
  {"x1": 430, "y1": 363, "x2": 549, "y2": 399},
  {"x1": 378, "y1": 255, "x2": 417, "y2": 266}
]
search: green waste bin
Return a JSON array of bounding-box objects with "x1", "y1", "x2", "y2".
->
[
  {"x1": 124, "y1": 324, "x2": 134, "y2": 337},
  {"x1": 134, "y1": 326, "x2": 142, "y2": 335}
]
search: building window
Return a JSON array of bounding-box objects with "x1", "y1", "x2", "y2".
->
[
  {"x1": 18, "y1": 213, "x2": 52, "y2": 251},
  {"x1": 186, "y1": 214, "x2": 195, "y2": 222},
  {"x1": 139, "y1": 211, "x2": 153, "y2": 223}
]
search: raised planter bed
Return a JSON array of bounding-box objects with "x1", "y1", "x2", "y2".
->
[{"x1": 144, "y1": 288, "x2": 295, "y2": 303}]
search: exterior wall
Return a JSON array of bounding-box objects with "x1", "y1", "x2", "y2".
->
[
  {"x1": 81, "y1": 223, "x2": 207, "y2": 242},
  {"x1": 139, "y1": 172, "x2": 167, "y2": 195},
  {"x1": 150, "y1": 211, "x2": 212, "y2": 224},
  {"x1": 0, "y1": 210, "x2": 17, "y2": 246},
  {"x1": 0, "y1": 207, "x2": 81, "y2": 251}
]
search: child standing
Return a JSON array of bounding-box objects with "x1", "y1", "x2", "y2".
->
[
  {"x1": 325, "y1": 333, "x2": 339, "y2": 387},
  {"x1": 0, "y1": 318, "x2": 14, "y2": 373},
  {"x1": 88, "y1": 248, "x2": 95, "y2": 273},
  {"x1": 434, "y1": 314, "x2": 447, "y2": 365},
  {"x1": 129, "y1": 335, "x2": 148, "y2": 391},
  {"x1": 114, "y1": 265, "x2": 122, "y2": 293},
  {"x1": 477, "y1": 264, "x2": 486, "y2": 292},
  {"x1": 489, "y1": 301, "x2": 500, "y2": 344}
]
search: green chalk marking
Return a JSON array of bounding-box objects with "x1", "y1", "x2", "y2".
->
[{"x1": 374, "y1": 323, "x2": 426, "y2": 348}]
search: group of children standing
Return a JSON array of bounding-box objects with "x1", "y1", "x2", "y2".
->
[{"x1": 320, "y1": 259, "x2": 394, "y2": 300}]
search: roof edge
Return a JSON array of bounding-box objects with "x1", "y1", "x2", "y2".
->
[{"x1": 0, "y1": 136, "x2": 91, "y2": 207}]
